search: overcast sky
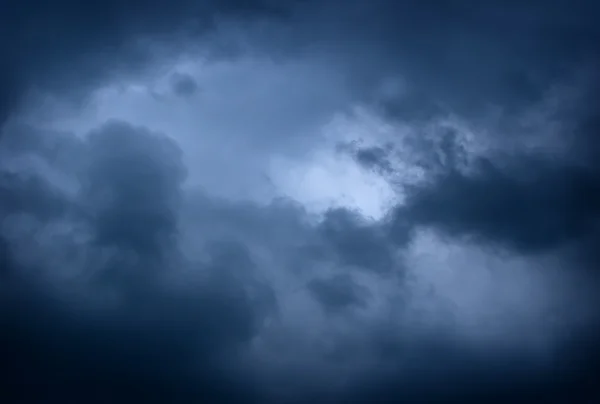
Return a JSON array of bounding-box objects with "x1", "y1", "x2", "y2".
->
[{"x1": 1, "y1": 1, "x2": 600, "y2": 403}]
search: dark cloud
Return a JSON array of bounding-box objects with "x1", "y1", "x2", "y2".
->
[
  {"x1": 1, "y1": 0, "x2": 600, "y2": 402},
  {"x1": 0, "y1": 0, "x2": 307, "y2": 124},
  {"x1": 82, "y1": 120, "x2": 186, "y2": 256},
  {"x1": 310, "y1": 208, "x2": 397, "y2": 273},
  {"x1": 341, "y1": 346, "x2": 600, "y2": 404},
  {"x1": 1, "y1": 117, "x2": 600, "y2": 403},
  {"x1": 402, "y1": 155, "x2": 600, "y2": 255},
  {"x1": 3, "y1": 0, "x2": 599, "y2": 125},
  {"x1": 0, "y1": 171, "x2": 70, "y2": 220},
  {"x1": 351, "y1": 0, "x2": 600, "y2": 117},
  {"x1": 1, "y1": 260, "x2": 273, "y2": 403},
  {"x1": 170, "y1": 72, "x2": 200, "y2": 97},
  {"x1": 0, "y1": 235, "x2": 12, "y2": 280},
  {"x1": 347, "y1": 110, "x2": 600, "y2": 266},
  {"x1": 0, "y1": 121, "x2": 275, "y2": 403},
  {"x1": 344, "y1": 142, "x2": 395, "y2": 175},
  {"x1": 0, "y1": 71, "x2": 18, "y2": 125},
  {"x1": 307, "y1": 273, "x2": 369, "y2": 313}
]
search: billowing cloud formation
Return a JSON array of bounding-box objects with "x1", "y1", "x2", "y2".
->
[
  {"x1": 1, "y1": 0, "x2": 600, "y2": 403},
  {"x1": 83, "y1": 121, "x2": 186, "y2": 255},
  {"x1": 0, "y1": 0, "x2": 306, "y2": 124},
  {"x1": 403, "y1": 155, "x2": 600, "y2": 254},
  {"x1": 0, "y1": 122, "x2": 275, "y2": 402}
]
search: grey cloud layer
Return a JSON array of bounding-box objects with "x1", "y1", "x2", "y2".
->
[
  {"x1": 2, "y1": 116, "x2": 598, "y2": 402},
  {"x1": 0, "y1": 0, "x2": 307, "y2": 123},
  {"x1": 0, "y1": 122, "x2": 273, "y2": 402},
  {"x1": 2, "y1": 0, "x2": 600, "y2": 403},
  {"x1": 3, "y1": 1, "x2": 599, "y2": 121}
]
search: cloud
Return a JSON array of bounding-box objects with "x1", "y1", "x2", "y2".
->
[
  {"x1": 170, "y1": 72, "x2": 200, "y2": 97},
  {"x1": 4, "y1": 0, "x2": 599, "y2": 127},
  {"x1": 402, "y1": 155, "x2": 600, "y2": 255},
  {"x1": 1, "y1": 1, "x2": 600, "y2": 402},
  {"x1": 0, "y1": 0, "x2": 306, "y2": 124},
  {"x1": 82, "y1": 120, "x2": 187, "y2": 256},
  {"x1": 307, "y1": 273, "x2": 369, "y2": 313},
  {"x1": 1, "y1": 258, "x2": 274, "y2": 403},
  {"x1": 2, "y1": 112, "x2": 600, "y2": 402},
  {"x1": 309, "y1": 208, "x2": 406, "y2": 274},
  {"x1": 0, "y1": 121, "x2": 277, "y2": 402},
  {"x1": 349, "y1": 85, "x2": 600, "y2": 268}
]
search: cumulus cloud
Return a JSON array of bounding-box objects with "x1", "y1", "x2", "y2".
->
[
  {"x1": 1, "y1": 0, "x2": 600, "y2": 403},
  {"x1": 0, "y1": 121, "x2": 276, "y2": 402}
]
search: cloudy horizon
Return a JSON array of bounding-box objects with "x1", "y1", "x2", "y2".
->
[{"x1": 1, "y1": 1, "x2": 600, "y2": 402}]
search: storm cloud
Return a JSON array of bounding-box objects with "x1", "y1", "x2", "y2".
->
[{"x1": 1, "y1": 0, "x2": 600, "y2": 403}]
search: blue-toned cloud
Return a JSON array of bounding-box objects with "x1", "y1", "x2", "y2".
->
[{"x1": 1, "y1": 1, "x2": 600, "y2": 403}]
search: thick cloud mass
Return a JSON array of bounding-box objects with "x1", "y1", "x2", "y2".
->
[
  {"x1": 401, "y1": 153, "x2": 600, "y2": 255},
  {"x1": 1, "y1": 0, "x2": 600, "y2": 403},
  {"x1": 83, "y1": 121, "x2": 186, "y2": 255}
]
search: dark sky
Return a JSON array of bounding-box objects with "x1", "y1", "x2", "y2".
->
[{"x1": 1, "y1": 1, "x2": 600, "y2": 403}]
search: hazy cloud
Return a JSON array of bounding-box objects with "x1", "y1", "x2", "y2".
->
[
  {"x1": 170, "y1": 72, "x2": 200, "y2": 97},
  {"x1": 1, "y1": 0, "x2": 600, "y2": 402}
]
